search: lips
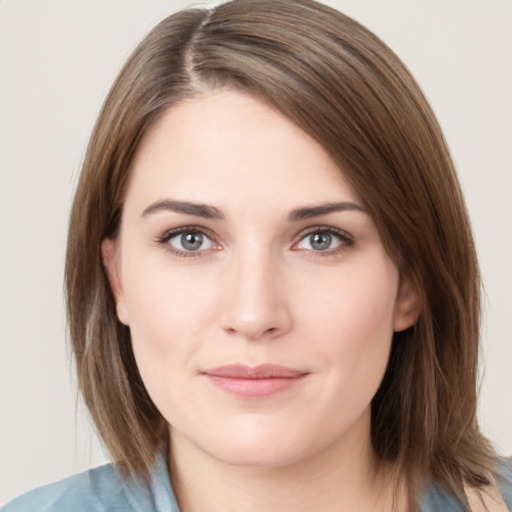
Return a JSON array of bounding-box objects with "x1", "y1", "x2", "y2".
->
[{"x1": 202, "y1": 364, "x2": 308, "y2": 398}]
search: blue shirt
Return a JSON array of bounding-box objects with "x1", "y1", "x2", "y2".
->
[{"x1": 3, "y1": 456, "x2": 512, "y2": 511}]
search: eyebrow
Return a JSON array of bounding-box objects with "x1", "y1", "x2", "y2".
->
[
  {"x1": 287, "y1": 201, "x2": 365, "y2": 221},
  {"x1": 142, "y1": 200, "x2": 225, "y2": 220},
  {"x1": 141, "y1": 199, "x2": 364, "y2": 221}
]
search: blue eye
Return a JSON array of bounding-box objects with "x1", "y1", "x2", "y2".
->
[
  {"x1": 163, "y1": 229, "x2": 215, "y2": 253},
  {"x1": 295, "y1": 228, "x2": 351, "y2": 253},
  {"x1": 307, "y1": 232, "x2": 336, "y2": 251}
]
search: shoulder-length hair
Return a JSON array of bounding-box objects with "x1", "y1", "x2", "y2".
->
[{"x1": 65, "y1": 0, "x2": 496, "y2": 506}]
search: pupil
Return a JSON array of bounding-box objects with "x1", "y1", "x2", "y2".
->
[
  {"x1": 182, "y1": 232, "x2": 203, "y2": 251},
  {"x1": 311, "y1": 233, "x2": 331, "y2": 251}
]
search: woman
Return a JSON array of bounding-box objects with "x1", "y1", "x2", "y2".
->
[{"x1": 3, "y1": 0, "x2": 511, "y2": 510}]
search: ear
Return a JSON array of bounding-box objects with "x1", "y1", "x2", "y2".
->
[
  {"x1": 101, "y1": 238, "x2": 129, "y2": 326},
  {"x1": 393, "y1": 273, "x2": 422, "y2": 332}
]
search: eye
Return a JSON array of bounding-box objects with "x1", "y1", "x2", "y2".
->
[
  {"x1": 172, "y1": 231, "x2": 210, "y2": 251},
  {"x1": 158, "y1": 228, "x2": 218, "y2": 256},
  {"x1": 293, "y1": 228, "x2": 352, "y2": 254}
]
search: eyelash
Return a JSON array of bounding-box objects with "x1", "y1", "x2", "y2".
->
[
  {"x1": 155, "y1": 225, "x2": 354, "y2": 258},
  {"x1": 156, "y1": 226, "x2": 218, "y2": 259},
  {"x1": 292, "y1": 226, "x2": 354, "y2": 257}
]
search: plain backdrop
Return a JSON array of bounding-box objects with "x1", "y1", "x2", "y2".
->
[{"x1": 1, "y1": 0, "x2": 511, "y2": 505}]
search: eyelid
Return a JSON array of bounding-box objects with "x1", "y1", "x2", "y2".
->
[
  {"x1": 155, "y1": 225, "x2": 221, "y2": 257},
  {"x1": 291, "y1": 225, "x2": 354, "y2": 254},
  {"x1": 154, "y1": 224, "x2": 353, "y2": 258}
]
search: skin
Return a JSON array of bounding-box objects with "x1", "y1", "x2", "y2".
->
[{"x1": 103, "y1": 89, "x2": 420, "y2": 511}]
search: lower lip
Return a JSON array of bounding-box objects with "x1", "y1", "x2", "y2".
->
[{"x1": 205, "y1": 375, "x2": 306, "y2": 398}]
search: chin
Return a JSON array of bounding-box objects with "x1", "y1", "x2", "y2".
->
[
  {"x1": 206, "y1": 440, "x2": 310, "y2": 469},
  {"x1": 171, "y1": 416, "x2": 314, "y2": 469},
  {"x1": 186, "y1": 417, "x2": 347, "y2": 471}
]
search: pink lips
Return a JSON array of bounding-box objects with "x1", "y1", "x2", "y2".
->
[{"x1": 203, "y1": 364, "x2": 308, "y2": 398}]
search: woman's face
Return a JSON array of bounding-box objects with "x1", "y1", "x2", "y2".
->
[{"x1": 103, "y1": 89, "x2": 418, "y2": 469}]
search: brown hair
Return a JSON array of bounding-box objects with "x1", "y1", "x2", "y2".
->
[{"x1": 65, "y1": 0, "x2": 496, "y2": 507}]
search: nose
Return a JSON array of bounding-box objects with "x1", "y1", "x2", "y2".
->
[{"x1": 219, "y1": 248, "x2": 293, "y2": 341}]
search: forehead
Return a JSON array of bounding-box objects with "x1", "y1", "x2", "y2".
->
[{"x1": 125, "y1": 88, "x2": 360, "y2": 215}]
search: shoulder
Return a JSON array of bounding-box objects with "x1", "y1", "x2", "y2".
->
[
  {"x1": 497, "y1": 457, "x2": 512, "y2": 509},
  {"x1": 419, "y1": 458, "x2": 512, "y2": 512},
  {"x1": 1, "y1": 463, "x2": 148, "y2": 512},
  {"x1": 419, "y1": 484, "x2": 462, "y2": 512}
]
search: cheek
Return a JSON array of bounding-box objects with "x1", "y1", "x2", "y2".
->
[
  {"x1": 120, "y1": 256, "x2": 219, "y2": 399},
  {"x1": 303, "y1": 259, "x2": 398, "y2": 385},
  {"x1": 123, "y1": 247, "x2": 217, "y2": 336}
]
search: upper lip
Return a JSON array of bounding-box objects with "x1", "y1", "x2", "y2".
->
[{"x1": 203, "y1": 364, "x2": 307, "y2": 379}]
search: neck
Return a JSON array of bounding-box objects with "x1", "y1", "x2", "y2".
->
[{"x1": 168, "y1": 410, "x2": 408, "y2": 512}]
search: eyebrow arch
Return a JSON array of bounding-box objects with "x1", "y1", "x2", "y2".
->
[
  {"x1": 142, "y1": 199, "x2": 364, "y2": 222},
  {"x1": 142, "y1": 200, "x2": 225, "y2": 220},
  {"x1": 288, "y1": 201, "x2": 365, "y2": 221}
]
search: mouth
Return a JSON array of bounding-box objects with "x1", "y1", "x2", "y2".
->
[{"x1": 202, "y1": 364, "x2": 309, "y2": 398}]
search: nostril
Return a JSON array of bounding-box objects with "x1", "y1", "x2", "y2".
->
[{"x1": 223, "y1": 324, "x2": 279, "y2": 340}]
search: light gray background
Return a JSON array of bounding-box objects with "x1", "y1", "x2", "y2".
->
[{"x1": 1, "y1": 0, "x2": 511, "y2": 505}]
